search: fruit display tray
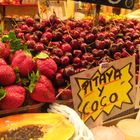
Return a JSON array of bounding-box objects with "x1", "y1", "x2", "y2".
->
[
  {"x1": 56, "y1": 99, "x2": 73, "y2": 108},
  {"x1": 0, "y1": 99, "x2": 73, "y2": 118},
  {"x1": 0, "y1": 102, "x2": 45, "y2": 117}
]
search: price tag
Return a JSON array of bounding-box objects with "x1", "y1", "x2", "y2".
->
[
  {"x1": 70, "y1": 56, "x2": 136, "y2": 126},
  {"x1": 99, "y1": 62, "x2": 109, "y2": 72}
]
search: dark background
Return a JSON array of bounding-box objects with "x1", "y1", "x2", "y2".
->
[{"x1": 77, "y1": 0, "x2": 135, "y2": 9}]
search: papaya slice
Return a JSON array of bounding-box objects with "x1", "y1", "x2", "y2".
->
[{"x1": 0, "y1": 113, "x2": 75, "y2": 140}]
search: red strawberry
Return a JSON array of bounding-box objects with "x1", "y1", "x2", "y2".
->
[
  {"x1": 0, "y1": 42, "x2": 10, "y2": 59},
  {"x1": 0, "y1": 58, "x2": 7, "y2": 66},
  {"x1": 35, "y1": 55, "x2": 57, "y2": 79},
  {"x1": 11, "y1": 50, "x2": 35, "y2": 77},
  {"x1": 9, "y1": 49, "x2": 23, "y2": 63},
  {"x1": 0, "y1": 85, "x2": 26, "y2": 110},
  {"x1": 28, "y1": 72, "x2": 55, "y2": 102},
  {"x1": 0, "y1": 65, "x2": 16, "y2": 86}
]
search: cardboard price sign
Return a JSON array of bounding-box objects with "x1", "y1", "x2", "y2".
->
[
  {"x1": 70, "y1": 56, "x2": 136, "y2": 126},
  {"x1": 79, "y1": 0, "x2": 135, "y2": 9}
]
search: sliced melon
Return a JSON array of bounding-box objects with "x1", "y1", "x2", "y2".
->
[{"x1": 0, "y1": 113, "x2": 75, "y2": 140}]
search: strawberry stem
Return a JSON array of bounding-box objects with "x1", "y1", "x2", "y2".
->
[
  {"x1": 56, "y1": 84, "x2": 71, "y2": 99},
  {"x1": 122, "y1": 48, "x2": 131, "y2": 56}
]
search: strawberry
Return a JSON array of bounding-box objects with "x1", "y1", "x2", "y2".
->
[
  {"x1": 0, "y1": 85, "x2": 26, "y2": 110},
  {"x1": 11, "y1": 50, "x2": 35, "y2": 77},
  {"x1": 0, "y1": 65, "x2": 16, "y2": 86},
  {"x1": 28, "y1": 71, "x2": 56, "y2": 102},
  {"x1": 9, "y1": 49, "x2": 22, "y2": 63},
  {"x1": 0, "y1": 42, "x2": 10, "y2": 59},
  {"x1": 35, "y1": 54, "x2": 57, "y2": 79},
  {"x1": 0, "y1": 58, "x2": 7, "y2": 66}
]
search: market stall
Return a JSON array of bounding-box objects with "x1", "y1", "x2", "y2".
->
[{"x1": 0, "y1": 0, "x2": 140, "y2": 139}]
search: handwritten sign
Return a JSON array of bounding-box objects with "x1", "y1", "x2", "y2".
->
[
  {"x1": 78, "y1": 0, "x2": 135, "y2": 9},
  {"x1": 70, "y1": 56, "x2": 136, "y2": 126}
]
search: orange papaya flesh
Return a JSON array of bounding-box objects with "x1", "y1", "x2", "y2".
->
[{"x1": 0, "y1": 113, "x2": 75, "y2": 140}]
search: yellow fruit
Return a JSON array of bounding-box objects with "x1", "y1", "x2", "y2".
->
[{"x1": 0, "y1": 113, "x2": 75, "y2": 140}]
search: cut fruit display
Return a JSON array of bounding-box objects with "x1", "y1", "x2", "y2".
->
[
  {"x1": 0, "y1": 113, "x2": 75, "y2": 140},
  {"x1": 48, "y1": 103, "x2": 95, "y2": 140}
]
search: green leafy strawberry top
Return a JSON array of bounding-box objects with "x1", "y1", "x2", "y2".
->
[
  {"x1": 0, "y1": 87, "x2": 6, "y2": 101},
  {"x1": 28, "y1": 71, "x2": 40, "y2": 93},
  {"x1": 1, "y1": 32, "x2": 28, "y2": 52},
  {"x1": 33, "y1": 52, "x2": 49, "y2": 60}
]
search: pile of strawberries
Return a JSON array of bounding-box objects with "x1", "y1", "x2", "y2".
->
[{"x1": 0, "y1": 33, "x2": 57, "y2": 110}]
